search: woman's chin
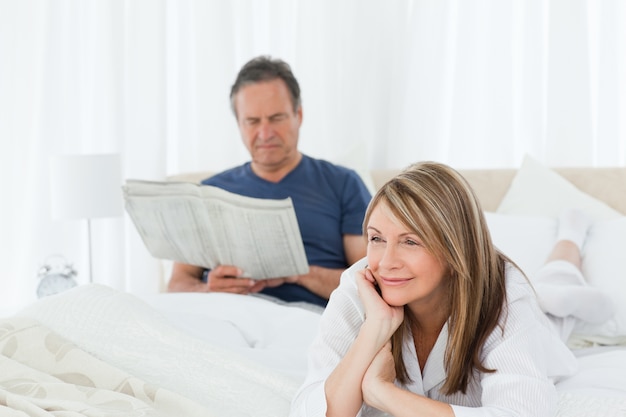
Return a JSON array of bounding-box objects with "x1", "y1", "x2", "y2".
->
[{"x1": 381, "y1": 291, "x2": 407, "y2": 307}]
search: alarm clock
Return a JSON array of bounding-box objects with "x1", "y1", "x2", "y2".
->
[{"x1": 36, "y1": 255, "x2": 78, "y2": 298}]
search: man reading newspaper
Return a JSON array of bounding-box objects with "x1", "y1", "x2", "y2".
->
[{"x1": 167, "y1": 56, "x2": 371, "y2": 308}]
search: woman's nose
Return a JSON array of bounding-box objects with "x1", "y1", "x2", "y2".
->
[{"x1": 379, "y1": 244, "x2": 400, "y2": 269}]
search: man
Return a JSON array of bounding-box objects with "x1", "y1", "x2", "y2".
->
[{"x1": 167, "y1": 56, "x2": 371, "y2": 307}]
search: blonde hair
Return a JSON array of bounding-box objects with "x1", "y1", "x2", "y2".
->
[{"x1": 363, "y1": 161, "x2": 510, "y2": 395}]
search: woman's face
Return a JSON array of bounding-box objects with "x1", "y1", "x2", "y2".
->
[{"x1": 366, "y1": 202, "x2": 449, "y2": 311}]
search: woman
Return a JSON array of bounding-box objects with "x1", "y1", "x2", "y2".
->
[{"x1": 290, "y1": 161, "x2": 580, "y2": 417}]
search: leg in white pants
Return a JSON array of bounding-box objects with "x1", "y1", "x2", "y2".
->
[
  {"x1": 532, "y1": 209, "x2": 614, "y2": 341},
  {"x1": 533, "y1": 260, "x2": 613, "y2": 341}
]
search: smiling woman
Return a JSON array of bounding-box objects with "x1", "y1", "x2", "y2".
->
[{"x1": 291, "y1": 161, "x2": 581, "y2": 417}]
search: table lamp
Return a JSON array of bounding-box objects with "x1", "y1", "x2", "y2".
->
[{"x1": 49, "y1": 153, "x2": 123, "y2": 283}]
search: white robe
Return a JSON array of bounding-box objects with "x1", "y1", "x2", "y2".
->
[{"x1": 290, "y1": 258, "x2": 578, "y2": 417}]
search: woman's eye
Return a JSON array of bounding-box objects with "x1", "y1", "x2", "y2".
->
[
  {"x1": 405, "y1": 239, "x2": 421, "y2": 246},
  {"x1": 368, "y1": 236, "x2": 382, "y2": 243}
]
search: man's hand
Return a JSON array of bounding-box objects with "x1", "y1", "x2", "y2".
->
[
  {"x1": 207, "y1": 266, "x2": 305, "y2": 293},
  {"x1": 169, "y1": 260, "x2": 305, "y2": 294},
  {"x1": 206, "y1": 265, "x2": 265, "y2": 294}
]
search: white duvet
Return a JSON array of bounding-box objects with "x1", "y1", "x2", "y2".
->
[
  {"x1": 16, "y1": 285, "x2": 303, "y2": 417},
  {"x1": 12, "y1": 284, "x2": 626, "y2": 416},
  {"x1": 0, "y1": 317, "x2": 213, "y2": 417}
]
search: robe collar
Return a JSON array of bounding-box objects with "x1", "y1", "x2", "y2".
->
[{"x1": 403, "y1": 322, "x2": 448, "y2": 393}]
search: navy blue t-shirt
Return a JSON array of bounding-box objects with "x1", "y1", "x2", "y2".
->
[{"x1": 202, "y1": 154, "x2": 371, "y2": 307}]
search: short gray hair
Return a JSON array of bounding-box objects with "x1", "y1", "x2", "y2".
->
[{"x1": 229, "y1": 56, "x2": 301, "y2": 117}]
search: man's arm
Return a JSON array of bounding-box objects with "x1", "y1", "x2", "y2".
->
[
  {"x1": 168, "y1": 262, "x2": 208, "y2": 292},
  {"x1": 168, "y1": 235, "x2": 366, "y2": 297},
  {"x1": 168, "y1": 262, "x2": 266, "y2": 294},
  {"x1": 292, "y1": 234, "x2": 367, "y2": 299},
  {"x1": 343, "y1": 233, "x2": 367, "y2": 265}
]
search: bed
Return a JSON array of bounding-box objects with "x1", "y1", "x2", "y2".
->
[{"x1": 2, "y1": 155, "x2": 626, "y2": 416}]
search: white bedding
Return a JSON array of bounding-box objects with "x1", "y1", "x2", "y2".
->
[
  {"x1": 11, "y1": 284, "x2": 626, "y2": 416},
  {"x1": 16, "y1": 285, "x2": 304, "y2": 417},
  {"x1": 0, "y1": 317, "x2": 213, "y2": 417}
]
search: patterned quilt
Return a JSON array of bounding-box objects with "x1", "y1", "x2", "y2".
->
[{"x1": 0, "y1": 317, "x2": 213, "y2": 416}]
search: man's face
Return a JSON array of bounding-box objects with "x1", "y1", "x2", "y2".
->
[{"x1": 234, "y1": 79, "x2": 302, "y2": 173}]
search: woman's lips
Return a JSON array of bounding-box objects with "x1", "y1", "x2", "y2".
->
[{"x1": 379, "y1": 277, "x2": 412, "y2": 287}]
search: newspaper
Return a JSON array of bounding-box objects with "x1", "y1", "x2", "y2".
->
[{"x1": 122, "y1": 179, "x2": 309, "y2": 279}]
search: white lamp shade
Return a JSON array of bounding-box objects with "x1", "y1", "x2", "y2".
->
[{"x1": 49, "y1": 153, "x2": 123, "y2": 220}]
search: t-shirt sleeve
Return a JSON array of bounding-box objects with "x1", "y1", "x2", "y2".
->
[{"x1": 339, "y1": 170, "x2": 372, "y2": 235}]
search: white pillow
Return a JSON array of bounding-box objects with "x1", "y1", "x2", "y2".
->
[
  {"x1": 484, "y1": 212, "x2": 555, "y2": 275},
  {"x1": 485, "y1": 212, "x2": 626, "y2": 344},
  {"x1": 496, "y1": 155, "x2": 622, "y2": 222}
]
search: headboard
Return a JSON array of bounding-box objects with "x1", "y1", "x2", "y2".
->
[
  {"x1": 372, "y1": 167, "x2": 626, "y2": 214},
  {"x1": 168, "y1": 167, "x2": 626, "y2": 215}
]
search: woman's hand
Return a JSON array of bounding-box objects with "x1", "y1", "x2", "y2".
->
[
  {"x1": 362, "y1": 341, "x2": 397, "y2": 410},
  {"x1": 356, "y1": 268, "x2": 404, "y2": 338},
  {"x1": 362, "y1": 341, "x2": 455, "y2": 417},
  {"x1": 324, "y1": 268, "x2": 404, "y2": 417}
]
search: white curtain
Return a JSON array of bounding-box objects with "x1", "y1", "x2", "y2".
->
[{"x1": 1, "y1": 0, "x2": 624, "y2": 310}]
